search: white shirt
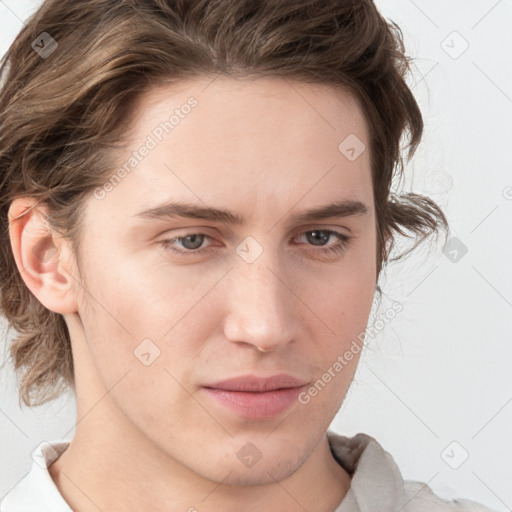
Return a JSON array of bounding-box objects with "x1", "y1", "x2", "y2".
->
[{"x1": 1, "y1": 432, "x2": 496, "y2": 512}]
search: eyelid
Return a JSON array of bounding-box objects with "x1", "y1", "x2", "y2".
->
[
  {"x1": 161, "y1": 224, "x2": 351, "y2": 239},
  {"x1": 290, "y1": 224, "x2": 352, "y2": 237}
]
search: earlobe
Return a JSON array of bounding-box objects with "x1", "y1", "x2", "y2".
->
[{"x1": 7, "y1": 197, "x2": 79, "y2": 315}]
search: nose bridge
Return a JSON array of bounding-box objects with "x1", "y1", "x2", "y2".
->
[{"x1": 223, "y1": 245, "x2": 297, "y2": 350}]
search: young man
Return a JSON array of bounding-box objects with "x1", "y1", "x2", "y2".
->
[{"x1": 0, "y1": 1, "x2": 496, "y2": 511}]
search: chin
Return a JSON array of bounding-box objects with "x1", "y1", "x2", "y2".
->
[
  {"x1": 188, "y1": 437, "x2": 309, "y2": 488},
  {"x1": 211, "y1": 455, "x2": 305, "y2": 487}
]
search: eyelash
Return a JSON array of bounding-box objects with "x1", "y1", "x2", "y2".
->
[{"x1": 159, "y1": 229, "x2": 353, "y2": 258}]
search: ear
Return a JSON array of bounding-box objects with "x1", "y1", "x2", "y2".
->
[{"x1": 8, "y1": 197, "x2": 79, "y2": 315}]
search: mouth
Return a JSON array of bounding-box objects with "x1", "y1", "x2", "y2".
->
[{"x1": 201, "y1": 374, "x2": 308, "y2": 420}]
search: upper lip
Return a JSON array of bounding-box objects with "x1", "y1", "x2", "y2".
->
[{"x1": 204, "y1": 374, "x2": 308, "y2": 392}]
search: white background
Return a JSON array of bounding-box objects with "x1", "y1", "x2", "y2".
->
[{"x1": 0, "y1": 0, "x2": 511, "y2": 510}]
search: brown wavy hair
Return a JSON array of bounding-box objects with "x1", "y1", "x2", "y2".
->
[{"x1": 0, "y1": 0, "x2": 449, "y2": 408}]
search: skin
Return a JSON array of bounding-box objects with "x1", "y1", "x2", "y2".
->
[{"x1": 9, "y1": 76, "x2": 377, "y2": 512}]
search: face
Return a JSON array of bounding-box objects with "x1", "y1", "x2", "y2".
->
[{"x1": 68, "y1": 76, "x2": 377, "y2": 485}]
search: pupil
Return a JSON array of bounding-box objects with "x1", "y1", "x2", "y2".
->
[
  {"x1": 183, "y1": 234, "x2": 203, "y2": 250},
  {"x1": 308, "y1": 230, "x2": 328, "y2": 246}
]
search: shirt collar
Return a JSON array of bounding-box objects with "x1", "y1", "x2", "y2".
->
[
  {"x1": 1, "y1": 439, "x2": 72, "y2": 512},
  {"x1": 327, "y1": 431, "x2": 407, "y2": 512}
]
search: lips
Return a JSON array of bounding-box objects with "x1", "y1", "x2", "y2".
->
[
  {"x1": 204, "y1": 374, "x2": 308, "y2": 392},
  {"x1": 202, "y1": 374, "x2": 308, "y2": 419}
]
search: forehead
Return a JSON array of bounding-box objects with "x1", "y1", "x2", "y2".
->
[
  {"x1": 132, "y1": 75, "x2": 368, "y2": 140},
  {"x1": 88, "y1": 76, "x2": 373, "y2": 226}
]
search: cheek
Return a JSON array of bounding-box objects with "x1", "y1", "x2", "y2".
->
[
  {"x1": 76, "y1": 244, "x2": 220, "y2": 381},
  {"x1": 301, "y1": 234, "x2": 376, "y2": 403},
  {"x1": 308, "y1": 242, "x2": 376, "y2": 340},
  {"x1": 75, "y1": 257, "x2": 207, "y2": 434}
]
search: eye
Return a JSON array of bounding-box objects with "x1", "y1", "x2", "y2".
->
[
  {"x1": 295, "y1": 229, "x2": 353, "y2": 257},
  {"x1": 160, "y1": 233, "x2": 214, "y2": 256},
  {"x1": 159, "y1": 229, "x2": 353, "y2": 257}
]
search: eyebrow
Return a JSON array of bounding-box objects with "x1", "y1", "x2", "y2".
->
[{"x1": 132, "y1": 199, "x2": 368, "y2": 224}]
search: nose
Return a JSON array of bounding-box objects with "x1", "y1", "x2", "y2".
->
[{"x1": 222, "y1": 257, "x2": 299, "y2": 353}]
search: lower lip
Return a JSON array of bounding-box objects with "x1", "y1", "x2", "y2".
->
[{"x1": 202, "y1": 386, "x2": 305, "y2": 419}]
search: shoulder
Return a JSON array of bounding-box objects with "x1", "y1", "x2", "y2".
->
[
  {"x1": 326, "y1": 431, "x2": 497, "y2": 512},
  {"x1": 402, "y1": 480, "x2": 497, "y2": 512}
]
